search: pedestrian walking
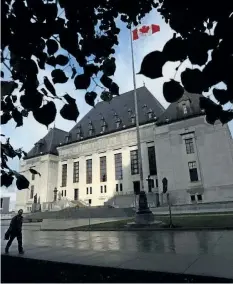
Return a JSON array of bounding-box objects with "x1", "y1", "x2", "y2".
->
[{"x1": 5, "y1": 209, "x2": 24, "y2": 254}]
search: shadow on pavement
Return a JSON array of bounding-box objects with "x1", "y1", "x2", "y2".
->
[{"x1": 1, "y1": 255, "x2": 232, "y2": 283}]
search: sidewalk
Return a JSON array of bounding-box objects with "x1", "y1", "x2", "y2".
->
[{"x1": 1, "y1": 243, "x2": 233, "y2": 280}]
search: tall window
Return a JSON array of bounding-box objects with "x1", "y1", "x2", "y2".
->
[
  {"x1": 86, "y1": 159, "x2": 92, "y2": 184},
  {"x1": 100, "y1": 156, "x2": 107, "y2": 182},
  {"x1": 130, "y1": 150, "x2": 139, "y2": 175},
  {"x1": 61, "y1": 164, "x2": 67, "y2": 187},
  {"x1": 30, "y1": 185, "x2": 34, "y2": 199},
  {"x1": 0, "y1": 198, "x2": 3, "y2": 208},
  {"x1": 73, "y1": 161, "x2": 79, "y2": 183},
  {"x1": 74, "y1": 189, "x2": 79, "y2": 200},
  {"x1": 148, "y1": 146, "x2": 157, "y2": 175},
  {"x1": 183, "y1": 104, "x2": 188, "y2": 115},
  {"x1": 104, "y1": 185, "x2": 107, "y2": 193},
  {"x1": 185, "y1": 138, "x2": 194, "y2": 154},
  {"x1": 188, "y1": 161, "x2": 199, "y2": 182},
  {"x1": 114, "y1": 153, "x2": 123, "y2": 180}
]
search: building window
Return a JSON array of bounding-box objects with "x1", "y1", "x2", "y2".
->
[
  {"x1": 86, "y1": 187, "x2": 89, "y2": 195},
  {"x1": 32, "y1": 173, "x2": 35, "y2": 180},
  {"x1": 61, "y1": 164, "x2": 67, "y2": 187},
  {"x1": 156, "y1": 179, "x2": 158, "y2": 188},
  {"x1": 90, "y1": 187, "x2": 92, "y2": 194},
  {"x1": 100, "y1": 186, "x2": 103, "y2": 193},
  {"x1": 148, "y1": 146, "x2": 157, "y2": 175},
  {"x1": 133, "y1": 181, "x2": 140, "y2": 195},
  {"x1": 188, "y1": 161, "x2": 199, "y2": 182},
  {"x1": 120, "y1": 184, "x2": 123, "y2": 192},
  {"x1": 30, "y1": 185, "x2": 34, "y2": 199},
  {"x1": 0, "y1": 198, "x2": 3, "y2": 208},
  {"x1": 116, "y1": 117, "x2": 121, "y2": 129},
  {"x1": 197, "y1": 194, "x2": 203, "y2": 201},
  {"x1": 130, "y1": 150, "x2": 139, "y2": 175},
  {"x1": 190, "y1": 195, "x2": 196, "y2": 202},
  {"x1": 183, "y1": 104, "x2": 188, "y2": 115},
  {"x1": 104, "y1": 185, "x2": 107, "y2": 193},
  {"x1": 100, "y1": 156, "x2": 107, "y2": 182},
  {"x1": 73, "y1": 161, "x2": 79, "y2": 183},
  {"x1": 185, "y1": 138, "x2": 194, "y2": 154},
  {"x1": 74, "y1": 189, "x2": 79, "y2": 201},
  {"x1": 116, "y1": 184, "x2": 119, "y2": 192},
  {"x1": 114, "y1": 153, "x2": 123, "y2": 180},
  {"x1": 86, "y1": 159, "x2": 92, "y2": 184},
  {"x1": 131, "y1": 115, "x2": 136, "y2": 124},
  {"x1": 61, "y1": 190, "x2": 63, "y2": 197}
]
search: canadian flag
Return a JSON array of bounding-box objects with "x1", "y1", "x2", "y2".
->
[{"x1": 132, "y1": 24, "x2": 160, "y2": 41}]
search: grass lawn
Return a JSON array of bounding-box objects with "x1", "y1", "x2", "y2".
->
[{"x1": 71, "y1": 212, "x2": 233, "y2": 230}]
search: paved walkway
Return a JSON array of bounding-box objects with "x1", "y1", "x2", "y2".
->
[{"x1": 1, "y1": 230, "x2": 233, "y2": 279}]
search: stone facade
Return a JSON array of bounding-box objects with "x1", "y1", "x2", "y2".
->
[
  {"x1": 15, "y1": 117, "x2": 233, "y2": 212},
  {"x1": 15, "y1": 88, "x2": 233, "y2": 211}
]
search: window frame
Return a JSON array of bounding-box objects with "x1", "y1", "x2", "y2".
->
[
  {"x1": 86, "y1": 159, "x2": 92, "y2": 184},
  {"x1": 114, "y1": 153, "x2": 123, "y2": 180},
  {"x1": 61, "y1": 164, "x2": 67, "y2": 187},
  {"x1": 73, "y1": 161, "x2": 79, "y2": 183},
  {"x1": 185, "y1": 138, "x2": 195, "y2": 154},
  {"x1": 100, "y1": 156, "x2": 107, "y2": 182},
  {"x1": 188, "y1": 161, "x2": 199, "y2": 182},
  {"x1": 130, "y1": 150, "x2": 139, "y2": 175}
]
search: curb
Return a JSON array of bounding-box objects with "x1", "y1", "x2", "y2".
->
[{"x1": 40, "y1": 226, "x2": 233, "y2": 232}]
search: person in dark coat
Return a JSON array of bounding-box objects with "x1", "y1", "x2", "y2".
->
[{"x1": 5, "y1": 209, "x2": 24, "y2": 254}]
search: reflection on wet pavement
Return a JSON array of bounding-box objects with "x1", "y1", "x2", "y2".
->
[{"x1": 2, "y1": 226, "x2": 233, "y2": 256}]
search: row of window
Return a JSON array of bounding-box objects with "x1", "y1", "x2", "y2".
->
[{"x1": 61, "y1": 146, "x2": 157, "y2": 187}]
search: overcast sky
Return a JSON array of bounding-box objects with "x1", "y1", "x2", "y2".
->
[{"x1": 1, "y1": 10, "x2": 233, "y2": 210}]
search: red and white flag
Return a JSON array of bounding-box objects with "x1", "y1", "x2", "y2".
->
[{"x1": 132, "y1": 24, "x2": 160, "y2": 41}]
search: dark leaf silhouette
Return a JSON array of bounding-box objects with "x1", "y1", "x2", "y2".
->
[
  {"x1": 219, "y1": 110, "x2": 233, "y2": 125},
  {"x1": 84, "y1": 64, "x2": 99, "y2": 76},
  {"x1": 100, "y1": 75, "x2": 112, "y2": 89},
  {"x1": 1, "y1": 81, "x2": 18, "y2": 97},
  {"x1": 33, "y1": 101, "x2": 57, "y2": 127},
  {"x1": 163, "y1": 80, "x2": 184, "y2": 103},
  {"x1": 29, "y1": 168, "x2": 41, "y2": 176},
  {"x1": 51, "y1": 69, "x2": 68, "y2": 84},
  {"x1": 60, "y1": 100, "x2": 79, "y2": 122},
  {"x1": 85, "y1": 91, "x2": 97, "y2": 107},
  {"x1": 63, "y1": 93, "x2": 75, "y2": 104},
  {"x1": 1, "y1": 113, "x2": 12, "y2": 124},
  {"x1": 74, "y1": 74, "x2": 91, "y2": 89},
  {"x1": 20, "y1": 91, "x2": 43, "y2": 111},
  {"x1": 213, "y1": 88, "x2": 231, "y2": 105},
  {"x1": 46, "y1": 39, "x2": 59, "y2": 55},
  {"x1": 138, "y1": 51, "x2": 165, "y2": 79},
  {"x1": 40, "y1": 88, "x2": 48, "y2": 96},
  {"x1": 102, "y1": 58, "x2": 116, "y2": 76},
  {"x1": 46, "y1": 56, "x2": 57, "y2": 67},
  {"x1": 11, "y1": 95, "x2": 17, "y2": 103},
  {"x1": 109, "y1": 82, "x2": 119, "y2": 96},
  {"x1": 1, "y1": 172, "x2": 14, "y2": 188},
  {"x1": 100, "y1": 90, "x2": 113, "y2": 102},
  {"x1": 12, "y1": 109, "x2": 23, "y2": 127},
  {"x1": 181, "y1": 68, "x2": 204, "y2": 94},
  {"x1": 16, "y1": 174, "x2": 29, "y2": 190},
  {"x1": 44, "y1": 76, "x2": 57, "y2": 96},
  {"x1": 55, "y1": 54, "x2": 69, "y2": 66},
  {"x1": 163, "y1": 37, "x2": 187, "y2": 62}
]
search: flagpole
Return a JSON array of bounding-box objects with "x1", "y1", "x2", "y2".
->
[{"x1": 130, "y1": 27, "x2": 144, "y2": 200}]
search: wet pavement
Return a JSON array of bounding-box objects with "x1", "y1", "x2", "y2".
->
[
  {"x1": 1, "y1": 227, "x2": 233, "y2": 256},
  {"x1": 1, "y1": 227, "x2": 233, "y2": 279}
]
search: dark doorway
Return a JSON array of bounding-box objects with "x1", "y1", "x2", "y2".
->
[
  {"x1": 133, "y1": 181, "x2": 140, "y2": 195},
  {"x1": 74, "y1": 188, "x2": 79, "y2": 201}
]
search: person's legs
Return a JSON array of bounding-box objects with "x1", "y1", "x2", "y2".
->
[
  {"x1": 5, "y1": 235, "x2": 16, "y2": 253},
  {"x1": 17, "y1": 233, "x2": 24, "y2": 253}
]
